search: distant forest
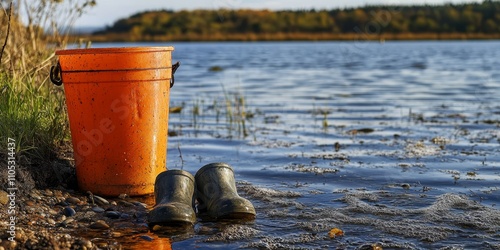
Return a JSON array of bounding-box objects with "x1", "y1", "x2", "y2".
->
[{"x1": 92, "y1": 1, "x2": 500, "y2": 41}]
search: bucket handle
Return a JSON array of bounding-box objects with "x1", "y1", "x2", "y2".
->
[
  {"x1": 170, "y1": 61, "x2": 180, "y2": 88},
  {"x1": 50, "y1": 62, "x2": 63, "y2": 86},
  {"x1": 50, "y1": 61, "x2": 181, "y2": 88}
]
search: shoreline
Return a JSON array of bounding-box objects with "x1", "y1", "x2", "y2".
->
[{"x1": 72, "y1": 32, "x2": 500, "y2": 43}]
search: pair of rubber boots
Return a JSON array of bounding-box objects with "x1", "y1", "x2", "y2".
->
[{"x1": 148, "y1": 162, "x2": 255, "y2": 227}]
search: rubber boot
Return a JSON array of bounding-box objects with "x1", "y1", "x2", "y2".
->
[
  {"x1": 148, "y1": 170, "x2": 196, "y2": 227},
  {"x1": 195, "y1": 163, "x2": 256, "y2": 220}
]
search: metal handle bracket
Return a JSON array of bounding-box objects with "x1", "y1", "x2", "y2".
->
[
  {"x1": 170, "y1": 61, "x2": 180, "y2": 88},
  {"x1": 50, "y1": 62, "x2": 63, "y2": 86}
]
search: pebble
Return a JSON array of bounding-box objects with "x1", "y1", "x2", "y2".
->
[
  {"x1": 25, "y1": 200, "x2": 35, "y2": 206},
  {"x1": 117, "y1": 200, "x2": 135, "y2": 207},
  {"x1": 105, "y1": 211, "x2": 121, "y2": 219},
  {"x1": 63, "y1": 207, "x2": 76, "y2": 217},
  {"x1": 0, "y1": 190, "x2": 8, "y2": 205},
  {"x1": 131, "y1": 201, "x2": 148, "y2": 208},
  {"x1": 92, "y1": 207, "x2": 105, "y2": 213},
  {"x1": 47, "y1": 218, "x2": 56, "y2": 225},
  {"x1": 140, "y1": 235, "x2": 154, "y2": 241},
  {"x1": 44, "y1": 189, "x2": 54, "y2": 196},
  {"x1": 96, "y1": 242, "x2": 109, "y2": 248},
  {"x1": 93, "y1": 195, "x2": 110, "y2": 206},
  {"x1": 30, "y1": 192, "x2": 42, "y2": 200},
  {"x1": 120, "y1": 213, "x2": 131, "y2": 219},
  {"x1": 118, "y1": 193, "x2": 128, "y2": 199},
  {"x1": 53, "y1": 190, "x2": 63, "y2": 197},
  {"x1": 56, "y1": 201, "x2": 69, "y2": 206},
  {"x1": 48, "y1": 209, "x2": 58, "y2": 215},
  {"x1": 90, "y1": 220, "x2": 110, "y2": 229},
  {"x1": 63, "y1": 218, "x2": 75, "y2": 225},
  {"x1": 66, "y1": 197, "x2": 81, "y2": 204},
  {"x1": 81, "y1": 239, "x2": 93, "y2": 248},
  {"x1": 2, "y1": 240, "x2": 16, "y2": 249},
  {"x1": 56, "y1": 215, "x2": 67, "y2": 223},
  {"x1": 110, "y1": 232, "x2": 122, "y2": 237}
]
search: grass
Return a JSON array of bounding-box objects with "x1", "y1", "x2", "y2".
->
[
  {"x1": 0, "y1": 74, "x2": 69, "y2": 164},
  {"x1": 0, "y1": 1, "x2": 95, "y2": 189},
  {"x1": 312, "y1": 105, "x2": 332, "y2": 132},
  {"x1": 221, "y1": 84, "x2": 252, "y2": 138},
  {"x1": 181, "y1": 86, "x2": 255, "y2": 139}
]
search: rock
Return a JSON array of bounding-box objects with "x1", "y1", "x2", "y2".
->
[
  {"x1": 56, "y1": 201, "x2": 69, "y2": 206},
  {"x1": 118, "y1": 194, "x2": 128, "y2": 199},
  {"x1": 78, "y1": 239, "x2": 93, "y2": 248},
  {"x1": 63, "y1": 218, "x2": 75, "y2": 225},
  {"x1": 83, "y1": 239, "x2": 93, "y2": 248},
  {"x1": 105, "y1": 211, "x2": 121, "y2": 219},
  {"x1": 48, "y1": 209, "x2": 58, "y2": 215},
  {"x1": 47, "y1": 218, "x2": 56, "y2": 225},
  {"x1": 131, "y1": 201, "x2": 148, "y2": 208},
  {"x1": 0, "y1": 190, "x2": 8, "y2": 205},
  {"x1": 93, "y1": 195, "x2": 109, "y2": 206},
  {"x1": 30, "y1": 192, "x2": 42, "y2": 200},
  {"x1": 92, "y1": 207, "x2": 105, "y2": 213},
  {"x1": 53, "y1": 190, "x2": 63, "y2": 197},
  {"x1": 2, "y1": 240, "x2": 16, "y2": 249},
  {"x1": 96, "y1": 242, "x2": 109, "y2": 248},
  {"x1": 117, "y1": 200, "x2": 134, "y2": 207},
  {"x1": 111, "y1": 232, "x2": 122, "y2": 237},
  {"x1": 140, "y1": 235, "x2": 154, "y2": 241},
  {"x1": 65, "y1": 197, "x2": 81, "y2": 204},
  {"x1": 119, "y1": 213, "x2": 131, "y2": 219},
  {"x1": 63, "y1": 207, "x2": 76, "y2": 217},
  {"x1": 90, "y1": 220, "x2": 110, "y2": 229},
  {"x1": 56, "y1": 215, "x2": 67, "y2": 223}
]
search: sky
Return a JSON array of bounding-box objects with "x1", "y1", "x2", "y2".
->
[{"x1": 75, "y1": 0, "x2": 483, "y2": 28}]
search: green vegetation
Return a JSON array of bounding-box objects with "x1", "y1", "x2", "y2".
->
[
  {"x1": 221, "y1": 87, "x2": 251, "y2": 138},
  {"x1": 0, "y1": 75, "x2": 68, "y2": 161},
  {"x1": 185, "y1": 89, "x2": 254, "y2": 139},
  {"x1": 92, "y1": 1, "x2": 500, "y2": 41},
  {"x1": 0, "y1": 0, "x2": 95, "y2": 188}
]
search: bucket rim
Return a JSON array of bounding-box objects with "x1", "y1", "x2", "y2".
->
[{"x1": 55, "y1": 46, "x2": 174, "y2": 55}]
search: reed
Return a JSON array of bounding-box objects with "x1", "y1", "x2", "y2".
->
[
  {"x1": 220, "y1": 84, "x2": 253, "y2": 138},
  {"x1": 0, "y1": 1, "x2": 94, "y2": 171}
]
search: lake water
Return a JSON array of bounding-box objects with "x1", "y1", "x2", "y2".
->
[{"x1": 90, "y1": 41, "x2": 499, "y2": 249}]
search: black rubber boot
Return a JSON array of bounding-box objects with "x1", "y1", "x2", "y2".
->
[
  {"x1": 148, "y1": 170, "x2": 196, "y2": 227},
  {"x1": 195, "y1": 163, "x2": 256, "y2": 220}
]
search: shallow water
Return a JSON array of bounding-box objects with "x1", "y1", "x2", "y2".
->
[{"x1": 91, "y1": 41, "x2": 499, "y2": 249}]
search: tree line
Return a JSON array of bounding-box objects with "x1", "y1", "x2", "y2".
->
[{"x1": 93, "y1": 1, "x2": 500, "y2": 41}]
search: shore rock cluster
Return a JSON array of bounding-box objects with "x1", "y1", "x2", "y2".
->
[{"x1": 0, "y1": 188, "x2": 151, "y2": 249}]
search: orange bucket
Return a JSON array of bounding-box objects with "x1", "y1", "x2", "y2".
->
[{"x1": 51, "y1": 47, "x2": 179, "y2": 196}]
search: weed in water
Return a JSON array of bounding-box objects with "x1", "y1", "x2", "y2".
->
[
  {"x1": 220, "y1": 83, "x2": 253, "y2": 138},
  {"x1": 312, "y1": 106, "x2": 331, "y2": 132}
]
